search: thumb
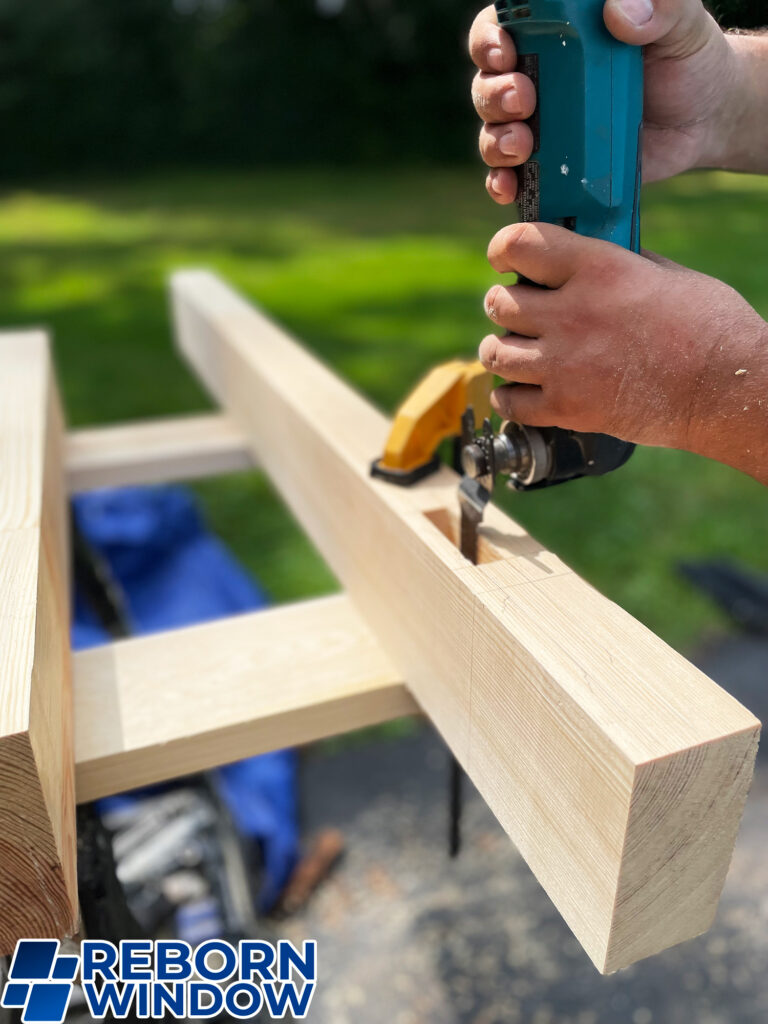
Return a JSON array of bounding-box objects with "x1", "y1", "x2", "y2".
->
[{"x1": 603, "y1": 0, "x2": 715, "y2": 57}]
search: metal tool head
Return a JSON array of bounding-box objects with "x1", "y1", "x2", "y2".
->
[{"x1": 458, "y1": 408, "x2": 496, "y2": 566}]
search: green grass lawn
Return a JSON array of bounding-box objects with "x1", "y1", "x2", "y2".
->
[{"x1": 1, "y1": 167, "x2": 767, "y2": 651}]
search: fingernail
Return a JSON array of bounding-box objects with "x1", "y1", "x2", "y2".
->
[
  {"x1": 487, "y1": 47, "x2": 505, "y2": 71},
  {"x1": 501, "y1": 88, "x2": 521, "y2": 116},
  {"x1": 485, "y1": 286, "x2": 500, "y2": 319},
  {"x1": 500, "y1": 131, "x2": 518, "y2": 156},
  {"x1": 614, "y1": 0, "x2": 653, "y2": 26}
]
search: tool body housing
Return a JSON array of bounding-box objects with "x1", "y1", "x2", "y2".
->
[
  {"x1": 490, "y1": 0, "x2": 643, "y2": 489},
  {"x1": 497, "y1": 0, "x2": 643, "y2": 249}
]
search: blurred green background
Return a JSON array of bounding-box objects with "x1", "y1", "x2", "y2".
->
[
  {"x1": 0, "y1": 0, "x2": 766, "y2": 654},
  {"x1": 1, "y1": 168, "x2": 767, "y2": 652}
]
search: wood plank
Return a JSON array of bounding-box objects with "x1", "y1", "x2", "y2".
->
[
  {"x1": 0, "y1": 332, "x2": 77, "y2": 956},
  {"x1": 74, "y1": 595, "x2": 416, "y2": 804},
  {"x1": 66, "y1": 413, "x2": 253, "y2": 492},
  {"x1": 170, "y1": 269, "x2": 760, "y2": 973}
]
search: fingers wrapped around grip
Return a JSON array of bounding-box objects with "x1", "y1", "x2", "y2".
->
[
  {"x1": 488, "y1": 222, "x2": 603, "y2": 287},
  {"x1": 479, "y1": 121, "x2": 536, "y2": 167},
  {"x1": 491, "y1": 384, "x2": 551, "y2": 426},
  {"x1": 484, "y1": 282, "x2": 553, "y2": 337},
  {"x1": 479, "y1": 333, "x2": 547, "y2": 385},
  {"x1": 472, "y1": 71, "x2": 537, "y2": 124},
  {"x1": 487, "y1": 168, "x2": 519, "y2": 205},
  {"x1": 469, "y1": 5, "x2": 517, "y2": 73}
]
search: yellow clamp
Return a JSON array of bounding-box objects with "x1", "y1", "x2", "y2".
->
[{"x1": 372, "y1": 360, "x2": 493, "y2": 484}]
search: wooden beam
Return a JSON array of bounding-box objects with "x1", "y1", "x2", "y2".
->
[
  {"x1": 74, "y1": 595, "x2": 416, "y2": 804},
  {"x1": 0, "y1": 332, "x2": 77, "y2": 956},
  {"x1": 170, "y1": 270, "x2": 760, "y2": 974},
  {"x1": 66, "y1": 413, "x2": 253, "y2": 493}
]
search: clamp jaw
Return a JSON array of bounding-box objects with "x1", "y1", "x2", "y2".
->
[{"x1": 371, "y1": 360, "x2": 493, "y2": 485}]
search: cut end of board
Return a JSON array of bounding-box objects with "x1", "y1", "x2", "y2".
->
[
  {"x1": 0, "y1": 733, "x2": 78, "y2": 956},
  {"x1": 599, "y1": 724, "x2": 761, "y2": 974}
]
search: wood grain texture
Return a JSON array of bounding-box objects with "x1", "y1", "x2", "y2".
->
[
  {"x1": 74, "y1": 595, "x2": 416, "y2": 804},
  {"x1": 66, "y1": 413, "x2": 253, "y2": 492},
  {"x1": 0, "y1": 332, "x2": 76, "y2": 956},
  {"x1": 171, "y1": 270, "x2": 760, "y2": 973}
]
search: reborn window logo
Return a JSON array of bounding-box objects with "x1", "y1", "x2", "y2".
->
[
  {"x1": 1, "y1": 940, "x2": 78, "y2": 1024},
  {"x1": 1, "y1": 937, "x2": 316, "y2": 1022}
]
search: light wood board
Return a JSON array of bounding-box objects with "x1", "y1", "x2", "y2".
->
[
  {"x1": 66, "y1": 412, "x2": 253, "y2": 493},
  {"x1": 0, "y1": 332, "x2": 77, "y2": 956},
  {"x1": 74, "y1": 594, "x2": 416, "y2": 804},
  {"x1": 170, "y1": 269, "x2": 760, "y2": 973}
]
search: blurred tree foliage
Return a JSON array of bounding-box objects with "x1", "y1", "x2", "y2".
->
[{"x1": 0, "y1": 0, "x2": 763, "y2": 178}]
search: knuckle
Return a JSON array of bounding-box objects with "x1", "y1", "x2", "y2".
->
[
  {"x1": 583, "y1": 246, "x2": 636, "y2": 290},
  {"x1": 589, "y1": 256, "x2": 624, "y2": 291}
]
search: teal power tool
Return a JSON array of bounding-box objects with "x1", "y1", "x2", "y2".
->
[{"x1": 458, "y1": 0, "x2": 644, "y2": 562}]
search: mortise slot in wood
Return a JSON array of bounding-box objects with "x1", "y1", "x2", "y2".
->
[{"x1": 424, "y1": 507, "x2": 505, "y2": 564}]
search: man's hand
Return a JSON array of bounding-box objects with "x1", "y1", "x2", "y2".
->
[
  {"x1": 469, "y1": 0, "x2": 752, "y2": 199},
  {"x1": 479, "y1": 223, "x2": 768, "y2": 481}
]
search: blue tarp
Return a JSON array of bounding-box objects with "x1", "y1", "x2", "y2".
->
[{"x1": 72, "y1": 486, "x2": 299, "y2": 911}]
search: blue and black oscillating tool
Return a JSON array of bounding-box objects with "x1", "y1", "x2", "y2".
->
[{"x1": 459, "y1": 0, "x2": 644, "y2": 517}]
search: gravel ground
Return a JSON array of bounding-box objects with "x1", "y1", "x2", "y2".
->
[{"x1": 276, "y1": 636, "x2": 768, "y2": 1024}]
